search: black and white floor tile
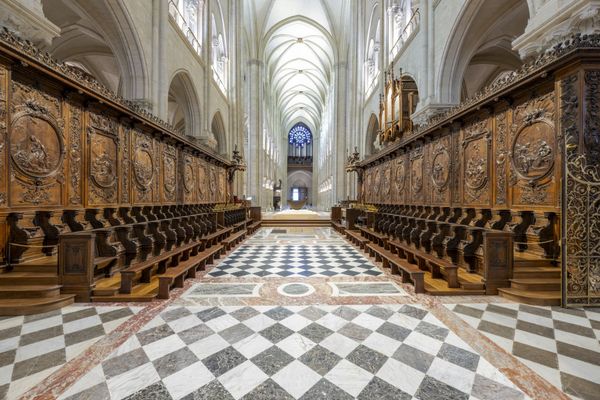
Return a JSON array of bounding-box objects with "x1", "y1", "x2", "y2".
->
[
  {"x1": 446, "y1": 303, "x2": 600, "y2": 400},
  {"x1": 58, "y1": 304, "x2": 528, "y2": 400},
  {"x1": 0, "y1": 306, "x2": 140, "y2": 399},
  {"x1": 209, "y1": 244, "x2": 383, "y2": 278}
]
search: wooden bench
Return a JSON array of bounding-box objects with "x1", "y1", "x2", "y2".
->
[
  {"x1": 358, "y1": 226, "x2": 388, "y2": 248},
  {"x1": 204, "y1": 227, "x2": 233, "y2": 247},
  {"x1": 222, "y1": 229, "x2": 246, "y2": 251},
  {"x1": 331, "y1": 221, "x2": 345, "y2": 234},
  {"x1": 119, "y1": 240, "x2": 200, "y2": 294},
  {"x1": 388, "y1": 239, "x2": 459, "y2": 288},
  {"x1": 248, "y1": 221, "x2": 262, "y2": 234},
  {"x1": 157, "y1": 244, "x2": 224, "y2": 299},
  {"x1": 345, "y1": 230, "x2": 369, "y2": 249},
  {"x1": 366, "y1": 243, "x2": 425, "y2": 293},
  {"x1": 232, "y1": 219, "x2": 252, "y2": 232}
]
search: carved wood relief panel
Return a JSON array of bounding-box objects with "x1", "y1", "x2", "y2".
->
[
  {"x1": 162, "y1": 144, "x2": 177, "y2": 203},
  {"x1": 509, "y1": 90, "x2": 557, "y2": 208},
  {"x1": 183, "y1": 154, "x2": 196, "y2": 204},
  {"x1": 132, "y1": 130, "x2": 156, "y2": 204},
  {"x1": 392, "y1": 155, "x2": 407, "y2": 204},
  {"x1": 87, "y1": 112, "x2": 119, "y2": 206},
  {"x1": 9, "y1": 80, "x2": 65, "y2": 206},
  {"x1": 461, "y1": 119, "x2": 491, "y2": 206},
  {"x1": 363, "y1": 88, "x2": 559, "y2": 212},
  {"x1": 409, "y1": 146, "x2": 424, "y2": 204},
  {"x1": 430, "y1": 136, "x2": 451, "y2": 205}
]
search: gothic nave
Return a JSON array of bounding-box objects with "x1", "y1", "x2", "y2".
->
[{"x1": 0, "y1": 0, "x2": 599, "y2": 399}]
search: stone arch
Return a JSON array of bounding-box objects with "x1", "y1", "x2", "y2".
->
[
  {"x1": 436, "y1": 0, "x2": 529, "y2": 105},
  {"x1": 168, "y1": 71, "x2": 201, "y2": 137},
  {"x1": 42, "y1": 0, "x2": 149, "y2": 101},
  {"x1": 211, "y1": 111, "x2": 227, "y2": 155}
]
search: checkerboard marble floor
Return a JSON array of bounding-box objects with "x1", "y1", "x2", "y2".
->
[
  {"x1": 0, "y1": 306, "x2": 140, "y2": 399},
  {"x1": 446, "y1": 303, "x2": 600, "y2": 400},
  {"x1": 209, "y1": 244, "x2": 383, "y2": 278},
  {"x1": 57, "y1": 304, "x2": 528, "y2": 400},
  {"x1": 6, "y1": 228, "x2": 600, "y2": 400}
]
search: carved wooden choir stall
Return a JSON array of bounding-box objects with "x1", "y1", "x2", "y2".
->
[
  {"x1": 335, "y1": 35, "x2": 600, "y2": 307},
  {"x1": 0, "y1": 29, "x2": 260, "y2": 315}
]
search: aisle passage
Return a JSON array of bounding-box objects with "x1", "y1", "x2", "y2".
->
[{"x1": 7, "y1": 228, "x2": 599, "y2": 400}]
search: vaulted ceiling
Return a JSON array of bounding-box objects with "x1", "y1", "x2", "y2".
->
[{"x1": 245, "y1": 0, "x2": 351, "y2": 134}]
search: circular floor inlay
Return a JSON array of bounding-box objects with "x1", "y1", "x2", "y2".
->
[{"x1": 277, "y1": 282, "x2": 315, "y2": 297}]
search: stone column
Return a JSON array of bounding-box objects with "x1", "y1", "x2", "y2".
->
[
  {"x1": 246, "y1": 59, "x2": 264, "y2": 206},
  {"x1": 0, "y1": 0, "x2": 60, "y2": 48},
  {"x1": 152, "y1": 0, "x2": 168, "y2": 119}
]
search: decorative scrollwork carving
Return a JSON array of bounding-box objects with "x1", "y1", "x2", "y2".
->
[
  {"x1": 68, "y1": 102, "x2": 82, "y2": 204},
  {"x1": 495, "y1": 112, "x2": 507, "y2": 205}
]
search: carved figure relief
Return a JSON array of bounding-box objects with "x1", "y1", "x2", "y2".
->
[
  {"x1": 431, "y1": 142, "x2": 450, "y2": 191},
  {"x1": 373, "y1": 166, "x2": 381, "y2": 200},
  {"x1": 89, "y1": 131, "x2": 118, "y2": 203},
  {"x1": 163, "y1": 154, "x2": 176, "y2": 196},
  {"x1": 9, "y1": 82, "x2": 65, "y2": 206},
  {"x1": 209, "y1": 166, "x2": 217, "y2": 200},
  {"x1": 510, "y1": 92, "x2": 556, "y2": 205},
  {"x1": 462, "y1": 119, "x2": 490, "y2": 203},
  {"x1": 383, "y1": 163, "x2": 391, "y2": 195},
  {"x1": 512, "y1": 124, "x2": 554, "y2": 181},
  {"x1": 133, "y1": 141, "x2": 154, "y2": 188},
  {"x1": 218, "y1": 170, "x2": 227, "y2": 201},
  {"x1": 198, "y1": 162, "x2": 207, "y2": 200},
  {"x1": 410, "y1": 147, "x2": 423, "y2": 202},
  {"x1": 11, "y1": 117, "x2": 62, "y2": 177},
  {"x1": 184, "y1": 157, "x2": 194, "y2": 194},
  {"x1": 394, "y1": 158, "x2": 405, "y2": 195},
  {"x1": 120, "y1": 128, "x2": 130, "y2": 203},
  {"x1": 465, "y1": 143, "x2": 487, "y2": 190}
]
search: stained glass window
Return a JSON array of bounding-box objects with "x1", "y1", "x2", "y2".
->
[{"x1": 289, "y1": 123, "x2": 312, "y2": 147}]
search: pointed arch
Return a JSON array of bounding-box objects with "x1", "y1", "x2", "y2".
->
[
  {"x1": 211, "y1": 111, "x2": 227, "y2": 155},
  {"x1": 42, "y1": 0, "x2": 149, "y2": 101},
  {"x1": 365, "y1": 113, "x2": 380, "y2": 156},
  {"x1": 168, "y1": 70, "x2": 201, "y2": 137}
]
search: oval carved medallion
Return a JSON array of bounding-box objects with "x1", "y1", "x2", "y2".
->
[
  {"x1": 184, "y1": 161, "x2": 194, "y2": 193},
  {"x1": 431, "y1": 147, "x2": 450, "y2": 190},
  {"x1": 133, "y1": 147, "x2": 154, "y2": 187},
  {"x1": 465, "y1": 143, "x2": 487, "y2": 190},
  {"x1": 511, "y1": 121, "x2": 554, "y2": 181},
  {"x1": 395, "y1": 160, "x2": 405, "y2": 194},
  {"x1": 10, "y1": 115, "x2": 63, "y2": 178},
  {"x1": 164, "y1": 156, "x2": 176, "y2": 194}
]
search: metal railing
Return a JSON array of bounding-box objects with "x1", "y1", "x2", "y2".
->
[
  {"x1": 169, "y1": 0, "x2": 202, "y2": 55},
  {"x1": 390, "y1": 8, "x2": 420, "y2": 59}
]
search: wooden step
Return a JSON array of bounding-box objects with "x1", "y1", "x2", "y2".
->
[
  {"x1": 0, "y1": 294, "x2": 75, "y2": 316},
  {"x1": 512, "y1": 266, "x2": 561, "y2": 279},
  {"x1": 0, "y1": 272, "x2": 59, "y2": 285},
  {"x1": 509, "y1": 278, "x2": 561, "y2": 291},
  {"x1": 423, "y1": 271, "x2": 486, "y2": 296},
  {"x1": 262, "y1": 219, "x2": 330, "y2": 227},
  {"x1": 8, "y1": 256, "x2": 58, "y2": 272},
  {"x1": 457, "y1": 269, "x2": 485, "y2": 290},
  {"x1": 92, "y1": 276, "x2": 159, "y2": 302},
  {"x1": 513, "y1": 257, "x2": 557, "y2": 269},
  {"x1": 497, "y1": 287, "x2": 561, "y2": 306},
  {"x1": 0, "y1": 285, "x2": 61, "y2": 299}
]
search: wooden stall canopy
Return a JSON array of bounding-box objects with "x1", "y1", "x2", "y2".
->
[{"x1": 0, "y1": 28, "x2": 233, "y2": 269}]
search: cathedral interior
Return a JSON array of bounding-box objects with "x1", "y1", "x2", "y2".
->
[{"x1": 0, "y1": 0, "x2": 599, "y2": 399}]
